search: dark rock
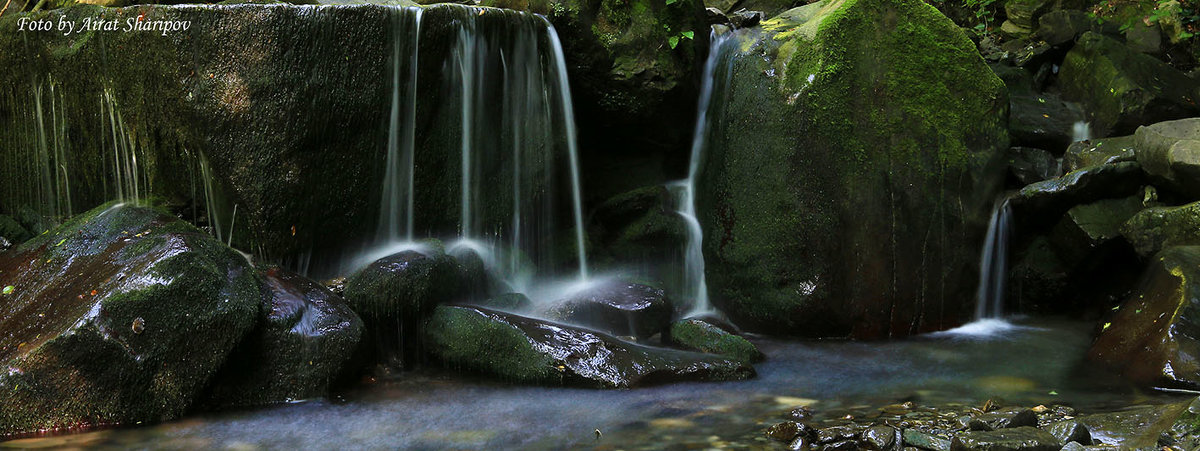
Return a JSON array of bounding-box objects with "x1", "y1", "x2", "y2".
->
[
  {"x1": 587, "y1": 185, "x2": 687, "y2": 276},
  {"x1": 1076, "y1": 403, "x2": 1191, "y2": 448},
  {"x1": 0, "y1": 237, "x2": 9, "y2": 252},
  {"x1": 1007, "y1": 236, "x2": 1069, "y2": 312},
  {"x1": 950, "y1": 426, "x2": 1060, "y2": 450},
  {"x1": 1033, "y1": 10, "x2": 1112, "y2": 47},
  {"x1": 204, "y1": 267, "x2": 364, "y2": 408},
  {"x1": 767, "y1": 421, "x2": 802, "y2": 441},
  {"x1": 1046, "y1": 419, "x2": 1092, "y2": 446},
  {"x1": 423, "y1": 306, "x2": 754, "y2": 388},
  {"x1": 0, "y1": 202, "x2": 261, "y2": 435},
  {"x1": 821, "y1": 440, "x2": 859, "y2": 451},
  {"x1": 816, "y1": 424, "x2": 858, "y2": 443},
  {"x1": 666, "y1": 318, "x2": 763, "y2": 362},
  {"x1": 1048, "y1": 196, "x2": 1144, "y2": 269},
  {"x1": 1009, "y1": 92, "x2": 1085, "y2": 152},
  {"x1": 1007, "y1": 147, "x2": 1061, "y2": 185},
  {"x1": 343, "y1": 247, "x2": 466, "y2": 368},
  {"x1": 862, "y1": 425, "x2": 898, "y2": 450},
  {"x1": 969, "y1": 408, "x2": 1040, "y2": 431},
  {"x1": 729, "y1": 8, "x2": 764, "y2": 28},
  {"x1": 790, "y1": 405, "x2": 815, "y2": 420},
  {"x1": 1063, "y1": 136, "x2": 1137, "y2": 172},
  {"x1": 700, "y1": 0, "x2": 1009, "y2": 338},
  {"x1": 0, "y1": 215, "x2": 31, "y2": 247},
  {"x1": 1059, "y1": 32, "x2": 1200, "y2": 137},
  {"x1": 1121, "y1": 201, "x2": 1200, "y2": 258},
  {"x1": 475, "y1": 292, "x2": 533, "y2": 312},
  {"x1": 1166, "y1": 397, "x2": 1200, "y2": 450},
  {"x1": 903, "y1": 429, "x2": 952, "y2": 451},
  {"x1": 541, "y1": 279, "x2": 671, "y2": 339},
  {"x1": 1012, "y1": 162, "x2": 1145, "y2": 230},
  {"x1": 1089, "y1": 247, "x2": 1200, "y2": 389},
  {"x1": 1134, "y1": 118, "x2": 1200, "y2": 198},
  {"x1": 706, "y1": 6, "x2": 731, "y2": 25}
]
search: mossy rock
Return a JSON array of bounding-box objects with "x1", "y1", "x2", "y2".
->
[
  {"x1": 1012, "y1": 162, "x2": 1145, "y2": 231},
  {"x1": 0, "y1": 215, "x2": 31, "y2": 246},
  {"x1": 202, "y1": 266, "x2": 364, "y2": 409},
  {"x1": 1089, "y1": 246, "x2": 1200, "y2": 389},
  {"x1": 423, "y1": 305, "x2": 755, "y2": 387},
  {"x1": 0, "y1": 202, "x2": 262, "y2": 435},
  {"x1": 1063, "y1": 135, "x2": 1137, "y2": 172},
  {"x1": 1122, "y1": 201, "x2": 1200, "y2": 258},
  {"x1": 1134, "y1": 118, "x2": 1200, "y2": 199},
  {"x1": 587, "y1": 185, "x2": 687, "y2": 281},
  {"x1": 697, "y1": 0, "x2": 1009, "y2": 338},
  {"x1": 343, "y1": 247, "x2": 467, "y2": 368},
  {"x1": 1059, "y1": 32, "x2": 1200, "y2": 138},
  {"x1": 666, "y1": 318, "x2": 763, "y2": 362}
]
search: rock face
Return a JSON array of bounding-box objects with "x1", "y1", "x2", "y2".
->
[
  {"x1": 1122, "y1": 201, "x2": 1200, "y2": 258},
  {"x1": 1135, "y1": 118, "x2": 1200, "y2": 198},
  {"x1": 666, "y1": 318, "x2": 763, "y2": 362},
  {"x1": 1063, "y1": 136, "x2": 1136, "y2": 172},
  {"x1": 343, "y1": 247, "x2": 467, "y2": 368},
  {"x1": 697, "y1": 0, "x2": 1008, "y2": 337},
  {"x1": 423, "y1": 306, "x2": 755, "y2": 387},
  {"x1": 0, "y1": 202, "x2": 262, "y2": 435},
  {"x1": 1059, "y1": 32, "x2": 1200, "y2": 137},
  {"x1": 203, "y1": 267, "x2": 364, "y2": 408},
  {"x1": 587, "y1": 185, "x2": 687, "y2": 274},
  {"x1": 1012, "y1": 162, "x2": 1145, "y2": 230},
  {"x1": 539, "y1": 279, "x2": 672, "y2": 338},
  {"x1": 1090, "y1": 246, "x2": 1200, "y2": 388}
]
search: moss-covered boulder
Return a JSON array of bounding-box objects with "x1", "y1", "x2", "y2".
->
[
  {"x1": 423, "y1": 305, "x2": 754, "y2": 387},
  {"x1": 666, "y1": 318, "x2": 763, "y2": 362},
  {"x1": 1012, "y1": 162, "x2": 1145, "y2": 230},
  {"x1": 0, "y1": 202, "x2": 262, "y2": 435},
  {"x1": 696, "y1": 0, "x2": 1009, "y2": 338},
  {"x1": 202, "y1": 266, "x2": 364, "y2": 408},
  {"x1": 1089, "y1": 246, "x2": 1200, "y2": 389},
  {"x1": 1122, "y1": 201, "x2": 1200, "y2": 258},
  {"x1": 343, "y1": 247, "x2": 467, "y2": 368},
  {"x1": 1063, "y1": 135, "x2": 1137, "y2": 172},
  {"x1": 539, "y1": 279, "x2": 672, "y2": 338},
  {"x1": 1059, "y1": 32, "x2": 1200, "y2": 138},
  {"x1": 1134, "y1": 118, "x2": 1200, "y2": 199}
]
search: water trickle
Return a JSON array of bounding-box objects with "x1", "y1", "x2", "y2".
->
[
  {"x1": 378, "y1": 9, "x2": 423, "y2": 244},
  {"x1": 1072, "y1": 120, "x2": 1092, "y2": 143},
  {"x1": 672, "y1": 30, "x2": 733, "y2": 316},
  {"x1": 545, "y1": 21, "x2": 589, "y2": 282},
  {"x1": 102, "y1": 87, "x2": 150, "y2": 204},
  {"x1": 975, "y1": 197, "x2": 1013, "y2": 320}
]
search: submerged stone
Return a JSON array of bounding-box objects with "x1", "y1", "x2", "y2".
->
[
  {"x1": 202, "y1": 266, "x2": 364, "y2": 408},
  {"x1": 0, "y1": 202, "x2": 261, "y2": 435},
  {"x1": 540, "y1": 279, "x2": 672, "y2": 339},
  {"x1": 698, "y1": 0, "x2": 1009, "y2": 338},
  {"x1": 666, "y1": 318, "x2": 763, "y2": 362},
  {"x1": 950, "y1": 426, "x2": 1060, "y2": 451},
  {"x1": 1090, "y1": 247, "x2": 1200, "y2": 388},
  {"x1": 343, "y1": 248, "x2": 467, "y2": 368},
  {"x1": 423, "y1": 305, "x2": 754, "y2": 388}
]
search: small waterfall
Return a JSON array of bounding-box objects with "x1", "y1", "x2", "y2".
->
[
  {"x1": 378, "y1": 9, "x2": 423, "y2": 244},
  {"x1": 101, "y1": 87, "x2": 150, "y2": 204},
  {"x1": 545, "y1": 22, "x2": 589, "y2": 282},
  {"x1": 1072, "y1": 120, "x2": 1091, "y2": 143},
  {"x1": 672, "y1": 30, "x2": 732, "y2": 316},
  {"x1": 975, "y1": 197, "x2": 1013, "y2": 320}
]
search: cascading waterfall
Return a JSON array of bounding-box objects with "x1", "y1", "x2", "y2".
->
[
  {"x1": 975, "y1": 197, "x2": 1013, "y2": 320},
  {"x1": 671, "y1": 29, "x2": 732, "y2": 316},
  {"x1": 101, "y1": 87, "x2": 151, "y2": 204},
  {"x1": 364, "y1": 6, "x2": 588, "y2": 293}
]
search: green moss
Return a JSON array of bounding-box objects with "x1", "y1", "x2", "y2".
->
[
  {"x1": 423, "y1": 306, "x2": 558, "y2": 383},
  {"x1": 668, "y1": 319, "x2": 763, "y2": 362}
]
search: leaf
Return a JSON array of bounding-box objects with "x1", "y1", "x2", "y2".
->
[
  {"x1": 666, "y1": 0, "x2": 677, "y2": 4},
  {"x1": 682, "y1": 30, "x2": 694, "y2": 39},
  {"x1": 669, "y1": 36, "x2": 680, "y2": 49},
  {"x1": 2, "y1": 286, "x2": 13, "y2": 295}
]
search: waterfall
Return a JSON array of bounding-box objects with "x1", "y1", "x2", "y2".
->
[
  {"x1": 545, "y1": 22, "x2": 589, "y2": 282},
  {"x1": 975, "y1": 197, "x2": 1012, "y2": 320},
  {"x1": 1072, "y1": 120, "x2": 1091, "y2": 143},
  {"x1": 672, "y1": 30, "x2": 732, "y2": 316},
  {"x1": 378, "y1": 9, "x2": 423, "y2": 244}
]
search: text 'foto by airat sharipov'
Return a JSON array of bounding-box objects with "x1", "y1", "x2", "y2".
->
[{"x1": 16, "y1": 14, "x2": 191, "y2": 37}]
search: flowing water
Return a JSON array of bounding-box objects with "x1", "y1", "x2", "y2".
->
[
  {"x1": 974, "y1": 197, "x2": 1013, "y2": 321},
  {"x1": 377, "y1": 9, "x2": 423, "y2": 244},
  {"x1": 13, "y1": 318, "x2": 1170, "y2": 450}
]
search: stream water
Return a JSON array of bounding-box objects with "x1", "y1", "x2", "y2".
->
[{"x1": 2, "y1": 317, "x2": 1176, "y2": 450}]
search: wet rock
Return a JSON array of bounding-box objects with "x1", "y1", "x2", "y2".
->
[
  {"x1": 700, "y1": 0, "x2": 1008, "y2": 338},
  {"x1": 203, "y1": 266, "x2": 364, "y2": 408},
  {"x1": 862, "y1": 425, "x2": 898, "y2": 450},
  {"x1": 1076, "y1": 403, "x2": 1191, "y2": 448},
  {"x1": 767, "y1": 421, "x2": 802, "y2": 441},
  {"x1": 1166, "y1": 397, "x2": 1200, "y2": 450},
  {"x1": 0, "y1": 237, "x2": 10, "y2": 252},
  {"x1": 0, "y1": 202, "x2": 262, "y2": 435},
  {"x1": 475, "y1": 292, "x2": 533, "y2": 312},
  {"x1": 950, "y1": 426, "x2": 1060, "y2": 450},
  {"x1": 1046, "y1": 419, "x2": 1091, "y2": 446},
  {"x1": 1007, "y1": 236, "x2": 1070, "y2": 312},
  {"x1": 1059, "y1": 32, "x2": 1200, "y2": 137},
  {"x1": 343, "y1": 247, "x2": 467, "y2": 368},
  {"x1": 541, "y1": 279, "x2": 671, "y2": 339},
  {"x1": 1134, "y1": 118, "x2": 1200, "y2": 198},
  {"x1": 1062, "y1": 136, "x2": 1137, "y2": 172},
  {"x1": 968, "y1": 408, "x2": 1040, "y2": 431},
  {"x1": 821, "y1": 440, "x2": 859, "y2": 450},
  {"x1": 666, "y1": 318, "x2": 763, "y2": 362},
  {"x1": 587, "y1": 185, "x2": 687, "y2": 275},
  {"x1": 1012, "y1": 162, "x2": 1145, "y2": 229},
  {"x1": 1121, "y1": 201, "x2": 1200, "y2": 258},
  {"x1": 816, "y1": 424, "x2": 858, "y2": 443},
  {"x1": 423, "y1": 306, "x2": 754, "y2": 388},
  {"x1": 0, "y1": 215, "x2": 31, "y2": 247},
  {"x1": 729, "y1": 8, "x2": 764, "y2": 28},
  {"x1": 705, "y1": 6, "x2": 731, "y2": 25},
  {"x1": 1089, "y1": 247, "x2": 1200, "y2": 388},
  {"x1": 1009, "y1": 92, "x2": 1085, "y2": 152},
  {"x1": 1048, "y1": 196, "x2": 1144, "y2": 269},
  {"x1": 1007, "y1": 147, "x2": 1061, "y2": 185},
  {"x1": 1033, "y1": 10, "x2": 1110, "y2": 47},
  {"x1": 903, "y1": 429, "x2": 952, "y2": 451}
]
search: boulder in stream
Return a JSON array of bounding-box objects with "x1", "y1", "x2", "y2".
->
[
  {"x1": 539, "y1": 279, "x2": 672, "y2": 339},
  {"x1": 666, "y1": 318, "x2": 763, "y2": 362},
  {"x1": 423, "y1": 305, "x2": 754, "y2": 387},
  {"x1": 0, "y1": 202, "x2": 262, "y2": 435}
]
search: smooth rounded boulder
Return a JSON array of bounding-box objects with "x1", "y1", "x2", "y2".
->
[
  {"x1": 697, "y1": 0, "x2": 1009, "y2": 338},
  {"x1": 539, "y1": 279, "x2": 672, "y2": 338},
  {"x1": 0, "y1": 202, "x2": 262, "y2": 435}
]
